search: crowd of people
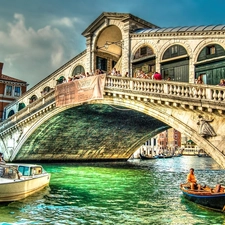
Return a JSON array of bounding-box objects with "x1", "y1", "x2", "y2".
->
[
  {"x1": 59, "y1": 69, "x2": 105, "y2": 84},
  {"x1": 108, "y1": 68, "x2": 168, "y2": 80},
  {"x1": 59, "y1": 67, "x2": 225, "y2": 86},
  {"x1": 195, "y1": 75, "x2": 225, "y2": 86}
]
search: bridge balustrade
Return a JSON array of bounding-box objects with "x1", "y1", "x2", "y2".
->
[
  {"x1": 105, "y1": 76, "x2": 225, "y2": 102},
  {"x1": 0, "y1": 90, "x2": 55, "y2": 133}
]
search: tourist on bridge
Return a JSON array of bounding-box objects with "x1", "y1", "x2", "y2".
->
[
  {"x1": 153, "y1": 72, "x2": 162, "y2": 80},
  {"x1": 218, "y1": 79, "x2": 225, "y2": 86}
]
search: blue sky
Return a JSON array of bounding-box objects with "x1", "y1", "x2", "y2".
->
[{"x1": 1, "y1": 0, "x2": 225, "y2": 88}]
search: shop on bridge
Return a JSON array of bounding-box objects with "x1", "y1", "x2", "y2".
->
[{"x1": 195, "y1": 44, "x2": 225, "y2": 85}]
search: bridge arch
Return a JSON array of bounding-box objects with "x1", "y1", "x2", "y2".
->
[{"x1": 10, "y1": 95, "x2": 224, "y2": 167}]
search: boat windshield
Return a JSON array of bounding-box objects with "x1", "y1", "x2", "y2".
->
[{"x1": 18, "y1": 166, "x2": 43, "y2": 176}]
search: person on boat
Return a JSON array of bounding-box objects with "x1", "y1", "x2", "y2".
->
[
  {"x1": 187, "y1": 168, "x2": 201, "y2": 190},
  {"x1": 0, "y1": 153, "x2": 5, "y2": 164}
]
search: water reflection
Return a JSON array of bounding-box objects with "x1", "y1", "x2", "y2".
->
[{"x1": 0, "y1": 156, "x2": 224, "y2": 224}]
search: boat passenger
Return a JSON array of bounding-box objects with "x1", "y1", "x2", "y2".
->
[
  {"x1": 187, "y1": 168, "x2": 201, "y2": 190},
  {"x1": 0, "y1": 153, "x2": 5, "y2": 164}
]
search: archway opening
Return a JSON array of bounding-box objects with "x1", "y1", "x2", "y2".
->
[
  {"x1": 161, "y1": 44, "x2": 189, "y2": 82},
  {"x1": 95, "y1": 25, "x2": 122, "y2": 74},
  {"x1": 132, "y1": 45, "x2": 155, "y2": 78},
  {"x1": 195, "y1": 44, "x2": 225, "y2": 85}
]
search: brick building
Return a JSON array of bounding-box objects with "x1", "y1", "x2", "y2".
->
[{"x1": 0, "y1": 62, "x2": 28, "y2": 120}]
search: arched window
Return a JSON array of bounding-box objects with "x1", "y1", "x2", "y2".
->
[
  {"x1": 132, "y1": 46, "x2": 156, "y2": 78},
  {"x1": 133, "y1": 46, "x2": 154, "y2": 60},
  {"x1": 42, "y1": 86, "x2": 51, "y2": 95},
  {"x1": 162, "y1": 45, "x2": 187, "y2": 60},
  {"x1": 29, "y1": 95, "x2": 37, "y2": 103},
  {"x1": 18, "y1": 102, "x2": 26, "y2": 111},
  {"x1": 72, "y1": 65, "x2": 85, "y2": 76},
  {"x1": 161, "y1": 45, "x2": 189, "y2": 82},
  {"x1": 8, "y1": 110, "x2": 15, "y2": 118},
  {"x1": 56, "y1": 76, "x2": 66, "y2": 85},
  {"x1": 195, "y1": 44, "x2": 225, "y2": 85},
  {"x1": 197, "y1": 44, "x2": 225, "y2": 62}
]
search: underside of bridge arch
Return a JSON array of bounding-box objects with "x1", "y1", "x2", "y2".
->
[{"x1": 14, "y1": 104, "x2": 169, "y2": 162}]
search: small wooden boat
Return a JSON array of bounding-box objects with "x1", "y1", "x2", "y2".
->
[
  {"x1": 180, "y1": 183, "x2": 225, "y2": 212},
  {"x1": 139, "y1": 154, "x2": 158, "y2": 160},
  {"x1": 0, "y1": 163, "x2": 51, "y2": 202},
  {"x1": 173, "y1": 153, "x2": 182, "y2": 157},
  {"x1": 197, "y1": 153, "x2": 210, "y2": 157},
  {"x1": 157, "y1": 154, "x2": 173, "y2": 159}
]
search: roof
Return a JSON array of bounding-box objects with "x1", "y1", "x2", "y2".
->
[
  {"x1": 82, "y1": 12, "x2": 159, "y2": 37},
  {"x1": 0, "y1": 74, "x2": 27, "y2": 84},
  {"x1": 133, "y1": 24, "x2": 225, "y2": 34}
]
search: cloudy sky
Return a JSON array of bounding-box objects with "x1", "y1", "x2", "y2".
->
[{"x1": 1, "y1": 0, "x2": 225, "y2": 89}]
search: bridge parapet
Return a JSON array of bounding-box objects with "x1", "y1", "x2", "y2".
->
[
  {"x1": 0, "y1": 90, "x2": 55, "y2": 134},
  {"x1": 105, "y1": 76, "x2": 225, "y2": 113}
]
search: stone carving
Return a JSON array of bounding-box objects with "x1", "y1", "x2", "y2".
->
[{"x1": 197, "y1": 115, "x2": 216, "y2": 138}]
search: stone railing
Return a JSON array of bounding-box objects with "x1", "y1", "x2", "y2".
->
[
  {"x1": 0, "y1": 90, "x2": 55, "y2": 132},
  {"x1": 105, "y1": 76, "x2": 225, "y2": 102}
]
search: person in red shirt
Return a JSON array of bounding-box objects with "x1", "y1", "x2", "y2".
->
[{"x1": 153, "y1": 72, "x2": 162, "y2": 80}]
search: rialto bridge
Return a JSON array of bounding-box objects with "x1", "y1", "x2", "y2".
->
[
  {"x1": 1, "y1": 76, "x2": 225, "y2": 168},
  {"x1": 1, "y1": 12, "x2": 225, "y2": 167}
]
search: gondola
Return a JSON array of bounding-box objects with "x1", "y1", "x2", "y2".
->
[
  {"x1": 157, "y1": 154, "x2": 173, "y2": 159},
  {"x1": 139, "y1": 154, "x2": 158, "y2": 160},
  {"x1": 197, "y1": 153, "x2": 210, "y2": 157},
  {"x1": 180, "y1": 183, "x2": 225, "y2": 212}
]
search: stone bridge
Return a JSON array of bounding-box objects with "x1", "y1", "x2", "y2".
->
[{"x1": 1, "y1": 76, "x2": 225, "y2": 167}]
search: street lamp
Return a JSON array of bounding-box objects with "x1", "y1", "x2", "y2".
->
[
  {"x1": 96, "y1": 40, "x2": 124, "y2": 50},
  {"x1": 104, "y1": 40, "x2": 124, "y2": 49}
]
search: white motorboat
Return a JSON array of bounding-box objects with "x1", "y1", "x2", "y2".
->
[{"x1": 0, "y1": 163, "x2": 50, "y2": 202}]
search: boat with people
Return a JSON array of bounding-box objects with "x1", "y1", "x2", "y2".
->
[
  {"x1": 180, "y1": 183, "x2": 225, "y2": 212},
  {"x1": 0, "y1": 163, "x2": 50, "y2": 202},
  {"x1": 139, "y1": 153, "x2": 158, "y2": 160}
]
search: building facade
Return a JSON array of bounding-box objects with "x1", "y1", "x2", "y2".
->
[{"x1": 0, "y1": 62, "x2": 27, "y2": 120}]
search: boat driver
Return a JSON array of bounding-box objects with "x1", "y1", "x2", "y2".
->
[{"x1": 187, "y1": 168, "x2": 201, "y2": 190}]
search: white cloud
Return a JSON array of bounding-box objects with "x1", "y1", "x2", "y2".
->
[
  {"x1": 51, "y1": 17, "x2": 81, "y2": 28},
  {"x1": 0, "y1": 13, "x2": 72, "y2": 87}
]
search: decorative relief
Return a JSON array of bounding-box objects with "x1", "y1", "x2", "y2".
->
[{"x1": 197, "y1": 115, "x2": 216, "y2": 138}]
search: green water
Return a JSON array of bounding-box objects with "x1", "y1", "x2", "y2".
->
[{"x1": 0, "y1": 156, "x2": 225, "y2": 224}]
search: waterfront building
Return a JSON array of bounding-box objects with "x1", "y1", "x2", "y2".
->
[
  {"x1": 134, "y1": 128, "x2": 181, "y2": 158},
  {"x1": 167, "y1": 128, "x2": 181, "y2": 152},
  {"x1": 0, "y1": 62, "x2": 27, "y2": 120}
]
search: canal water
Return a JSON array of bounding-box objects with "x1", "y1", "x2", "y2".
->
[{"x1": 0, "y1": 156, "x2": 225, "y2": 225}]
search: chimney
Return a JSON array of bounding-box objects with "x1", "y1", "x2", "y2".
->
[{"x1": 0, "y1": 62, "x2": 3, "y2": 76}]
